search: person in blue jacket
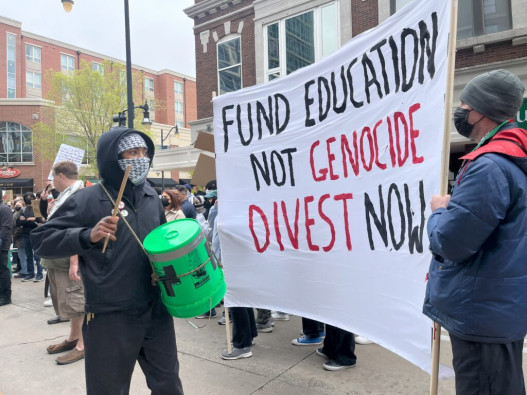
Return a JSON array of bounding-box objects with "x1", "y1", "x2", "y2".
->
[{"x1": 423, "y1": 69, "x2": 526, "y2": 394}]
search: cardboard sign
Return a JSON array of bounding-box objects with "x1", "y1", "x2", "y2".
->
[
  {"x1": 191, "y1": 154, "x2": 216, "y2": 188},
  {"x1": 31, "y1": 199, "x2": 42, "y2": 218},
  {"x1": 3, "y1": 190, "x2": 13, "y2": 202}
]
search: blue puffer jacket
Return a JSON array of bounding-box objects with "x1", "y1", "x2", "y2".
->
[{"x1": 423, "y1": 124, "x2": 527, "y2": 343}]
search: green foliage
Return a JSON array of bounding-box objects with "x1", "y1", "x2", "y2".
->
[{"x1": 40, "y1": 60, "x2": 157, "y2": 176}]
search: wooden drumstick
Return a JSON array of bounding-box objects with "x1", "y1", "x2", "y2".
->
[{"x1": 102, "y1": 164, "x2": 130, "y2": 253}]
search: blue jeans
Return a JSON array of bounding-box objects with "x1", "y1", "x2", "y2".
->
[
  {"x1": 17, "y1": 243, "x2": 28, "y2": 275},
  {"x1": 24, "y1": 236, "x2": 42, "y2": 278}
]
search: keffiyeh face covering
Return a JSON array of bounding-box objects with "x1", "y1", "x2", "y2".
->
[{"x1": 118, "y1": 157, "x2": 150, "y2": 185}]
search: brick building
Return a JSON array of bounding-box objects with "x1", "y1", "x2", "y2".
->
[
  {"x1": 183, "y1": 0, "x2": 527, "y2": 180},
  {"x1": 0, "y1": 15, "x2": 197, "y2": 195}
]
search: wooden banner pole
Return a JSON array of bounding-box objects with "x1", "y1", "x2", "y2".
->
[
  {"x1": 102, "y1": 164, "x2": 130, "y2": 253},
  {"x1": 430, "y1": 1, "x2": 458, "y2": 394}
]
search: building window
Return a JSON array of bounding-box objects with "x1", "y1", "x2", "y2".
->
[
  {"x1": 26, "y1": 71, "x2": 42, "y2": 89},
  {"x1": 61, "y1": 54, "x2": 75, "y2": 71},
  {"x1": 0, "y1": 122, "x2": 33, "y2": 163},
  {"x1": 26, "y1": 44, "x2": 41, "y2": 63},
  {"x1": 145, "y1": 77, "x2": 154, "y2": 92},
  {"x1": 217, "y1": 36, "x2": 242, "y2": 94},
  {"x1": 175, "y1": 120, "x2": 184, "y2": 128},
  {"x1": 264, "y1": 2, "x2": 339, "y2": 81},
  {"x1": 458, "y1": 0, "x2": 512, "y2": 38},
  {"x1": 7, "y1": 33, "x2": 16, "y2": 98},
  {"x1": 174, "y1": 81, "x2": 183, "y2": 94},
  {"x1": 92, "y1": 62, "x2": 104, "y2": 73},
  {"x1": 174, "y1": 100, "x2": 184, "y2": 114},
  {"x1": 391, "y1": 0, "x2": 512, "y2": 39}
]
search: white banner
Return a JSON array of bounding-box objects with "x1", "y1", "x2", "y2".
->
[
  {"x1": 48, "y1": 143, "x2": 85, "y2": 180},
  {"x1": 213, "y1": 0, "x2": 450, "y2": 372}
]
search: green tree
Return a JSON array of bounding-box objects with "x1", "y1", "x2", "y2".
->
[{"x1": 34, "y1": 60, "x2": 159, "y2": 177}]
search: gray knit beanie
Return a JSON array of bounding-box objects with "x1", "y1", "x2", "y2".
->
[{"x1": 459, "y1": 69, "x2": 525, "y2": 123}]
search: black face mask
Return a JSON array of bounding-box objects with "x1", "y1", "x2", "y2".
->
[
  {"x1": 454, "y1": 107, "x2": 475, "y2": 138},
  {"x1": 161, "y1": 197, "x2": 170, "y2": 207},
  {"x1": 14, "y1": 206, "x2": 21, "y2": 211}
]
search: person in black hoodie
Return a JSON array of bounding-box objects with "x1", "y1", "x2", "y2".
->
[
  {"x1": 32, "y1": 128, "x2": 183, "y2": 394},
  {"x1": 0, "y1": 190, "x2": 13, "y2": 306}
]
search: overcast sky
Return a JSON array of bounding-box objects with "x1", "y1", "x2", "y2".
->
[{"x1": 1, "y1": 0, "x2": 196, "y2": 77}]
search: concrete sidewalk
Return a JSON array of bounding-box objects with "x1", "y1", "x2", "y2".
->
[{"x1": 0, "y1": 276, "x2": 457, "y2": 394}]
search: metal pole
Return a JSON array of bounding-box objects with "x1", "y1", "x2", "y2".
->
[
  {"x1": 124, "y1": 0, "x2": 134, "y2": 129},
  {"x1": 161, "y1": 129, "x2": 165, "y2": 191}
]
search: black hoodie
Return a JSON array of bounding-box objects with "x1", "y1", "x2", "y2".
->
[{"x1": 31, "y1": 127, "x2": 167, "y2": 313}]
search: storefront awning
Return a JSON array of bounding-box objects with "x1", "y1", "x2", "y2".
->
[
  {"x1": 146, "y1": 178, "x2": 178, "y2": 188},
  {"x1": 0, "y1": 178, "x2": 33, "y2": 188}
]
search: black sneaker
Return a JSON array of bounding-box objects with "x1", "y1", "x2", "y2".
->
[
  {"x1": 14, "y1": 273, "x2": 27, "y2": 279},
  {"x1": 323, "y1": 359, "x2": 356, "y2": 371},
  {"x1": 315, "y1": 347, "x2": 328, "y2": 359},
  {"x1": 21, "y1": 275, "x2": 35, "y2": 282},
  {"x1": 33, "y1": 275, "x2": 44, "y2": 282}
]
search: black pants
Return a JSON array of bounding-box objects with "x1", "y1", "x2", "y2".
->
[
  {"x1": 322, "y1": 325, "x2": 357, "y2": 366},
  {"x1": 302, "y1": 317, "x2": 324, "y2": 338},
  {"x1": 0, "y1": 250, "x2": 10, "y2": 300},
  {"x1": 231, "y1": 307, "x2": 257, "y2": 348},
  {"x1": 450, "y1": 334, "x2": 526, "y2": 395},
  {"x1": 83, "y1": 298, "x2": 183, "y2": 395}
]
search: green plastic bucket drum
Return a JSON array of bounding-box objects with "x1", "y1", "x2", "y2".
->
[{"x1": 143, "y1": 218, "x2": 226, "y2": 318}]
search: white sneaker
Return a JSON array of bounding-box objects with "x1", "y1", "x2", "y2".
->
[
  {"x1": 271, "y1": 311, "x2": 290, "y2": 321},
  {"x1": 355, "y1": 335, "x2": 373, "y2": 345},
  {"x1": 43, "y1": 298, "x2": 53, "y2": 307}
]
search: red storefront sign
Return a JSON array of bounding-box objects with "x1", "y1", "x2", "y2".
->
[{"x1": 0, "y1": 168, "x2": 20, "y2": 178}]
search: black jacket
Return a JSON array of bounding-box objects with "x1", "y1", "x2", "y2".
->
[
  {"x1": 0, "y1": 204, "x2": 12, "y2": 251},
  {"x1": 17, "y1": 205, "x2": 43, "y2": 237},
  {"x1": 31, "y1": 127, "x2": 166, "y2": 313}
]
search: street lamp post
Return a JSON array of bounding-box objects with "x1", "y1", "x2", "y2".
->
[
  {"x1": 123, "y1": 0, "x2": 134, "y2": 128},
  {"x1": 61, "y1": 0, "x2": 137, "y2": 128},
  {"x1": 160, "y1": 125, "x2": 179, "y2": 191},
  {"x1": 113, "y1": 102, "x2": 151, "y2": 127}
]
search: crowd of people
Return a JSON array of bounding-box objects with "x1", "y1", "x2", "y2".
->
[{"x1": 0, "y1": 68, "x2": 525, "y2": 394}]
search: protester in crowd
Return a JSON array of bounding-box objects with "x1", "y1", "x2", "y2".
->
[
  {"x1": 32, "y1": 128, "x2": 184, "y2": 394},
  {"x1": 423, "y1": 69, "x2": 527, "y2": 394},
  {"x1": 11, "y1": 200, "x2": 24, "y2": 275},
  {"x1": 202, "y1": 189, "x2": 217, "y2": 220},
  {"x1": 195, "y1": 188, "x2": 219, "y2": 319},
  {"x1": 174, "y1": 185, "x2": 196, "y2": 219},
  {"x1": 205, "y1": 180, "x2": 216, "y2": 195},
  {"x1": 0, "y1": 189, "x2": 13, "y2": 306},
  {"x1": 184, "y1": 183, "x2": 194, "y2": 204},
  {"x1": 213, "y1": 197, "x2": 258, "y2": 360},
  {"x1": 256, "y1": 309, "x2": 274, "y2": 333},
  {"x1": 192, "y1": 184, "x2": 205, "y2": 196},
  {"x1": 293, "y1": 318, "x2": 324, "y2": 346},
  {"x1": 193, "y1": 195, "x2": 205, "y2": 215},
  {"x1": 314, "y1": 326, "x2": 357, "y2": 371},
  {"x1": 292, "y1": 318, "x2": 357, "y2": 370},
  {"x1": 162, "y1": 189, "x2": 185, "y2": 222},
  {"x1": 271, "y1": 311, "x2": 290, "y2": 321},
  {"x1": 42, "y1": 160, "x2": 86, "y2": 365},
  {"x1": 17, "y1": 192, "x2": 43, "y2": 282}
]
